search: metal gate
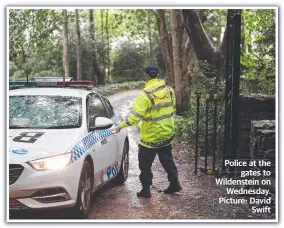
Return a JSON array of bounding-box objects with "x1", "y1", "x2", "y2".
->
[
  {"x1": 194, "y1": 10, "x2": 242, "y2": 175},
  {"x1": 222, "y1": 10, "x2": 242, "y2": 172}
]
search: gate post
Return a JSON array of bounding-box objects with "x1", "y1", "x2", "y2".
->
[
  {"x1": 204, "y1": 94, "x2": 210, "y2": 172},
  {"x1": 194, "y1": 93, "x2": 201, "y2": 174},
  {"x1": 222, "y1": 10, "x2": 235, "y2": 170},
  {"x1": 230, "y1": 13, "x2": 241, "y2": 176},
  {"x1": 213, "y1": 94, "x2": 217, "y2": 171},
  {"x1": 222, "y1": 10, "x2": 242, "y2": 175}
]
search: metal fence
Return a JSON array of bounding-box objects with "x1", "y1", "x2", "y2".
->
[{"x1": 194, "y1": 10, "x2": 242, "y2": 175}]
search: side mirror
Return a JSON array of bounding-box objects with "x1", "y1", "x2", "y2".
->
[{"x1": 89, "y1": 117, "x2": 113, "y2": 131}]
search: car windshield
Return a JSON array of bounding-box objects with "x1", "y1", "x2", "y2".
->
[{"x1": 9, "y1": 95, "x2": 82, "y2": 129}]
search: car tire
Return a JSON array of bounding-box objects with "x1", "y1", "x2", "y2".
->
[
  {"x1": 74, "y1": 160, "x2": 93, "y2": 218},
  {"x1": 113, "y1": 140, "x2": 129, "y2": 185}
]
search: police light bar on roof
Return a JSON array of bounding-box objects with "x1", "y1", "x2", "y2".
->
[
  {"x1": 33, "y1": 77, "x2": 73, "y2": 82},
  {"x1": 9, "y1": 80, "x2": 93, "y2": 89},
  {"x1": 34, "y1": 77, "x2": 73, "y2": 86},
  {"x1": 9, "y1": 81, "x2": 36, "y2": 88},
  {"x1": 35, "y1": 80, "x2": 93, "y2": 88},
  {"x1": 57, "y1": 81, "x2": 93, "y2": 88},
  {"x1": 35, "y1": 81, "x2": 57, "y2": 87}
]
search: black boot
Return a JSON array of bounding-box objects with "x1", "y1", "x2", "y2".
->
[
  {"x1": 137, "y1": 186, "x2": 151, "y2": 198},
  {"x1": 164, "y1": 180, "x2": 182, "y2": 194}
]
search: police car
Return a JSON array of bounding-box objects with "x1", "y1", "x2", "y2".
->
[{"x1": 9, "y1": 80, "x2": 129, "y2": 218}]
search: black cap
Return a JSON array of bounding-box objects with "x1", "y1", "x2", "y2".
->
[{"x1": 145, "y1": 65, "x2": 159, "y2": 77}]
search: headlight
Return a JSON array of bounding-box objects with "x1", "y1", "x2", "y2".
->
[{"x1": 28, "y1": 153, "x2": 72, "y2": 171}]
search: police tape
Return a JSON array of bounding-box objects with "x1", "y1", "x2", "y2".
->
[{"x1": 71, "y1": 118, "x2": 120, "y2": 162}]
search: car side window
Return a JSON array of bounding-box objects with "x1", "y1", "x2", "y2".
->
[
  {"x1": 101, "y1": 96, "x2": 114, "y2": 118},
  {"x1": 88, "y1": 95, "x2": 108, "y2": 127}
]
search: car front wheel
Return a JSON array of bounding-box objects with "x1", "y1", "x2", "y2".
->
[
  {"x1": 74, "y1": 160, "x2": 93, "y2": 218},
  {"x1": 113, "y1": 140, "x2": 129, "y2": 185}
]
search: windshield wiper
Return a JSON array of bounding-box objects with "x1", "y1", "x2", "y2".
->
[
  {"x1": 45, "y1": 125, "x2": 81, "y2": 129},
  {"x1": 9, "y1": 126, "x2": 31, "y2": 129},
  {"x1": 9, "y1": 125, "x2": 81, "y2": 129}
]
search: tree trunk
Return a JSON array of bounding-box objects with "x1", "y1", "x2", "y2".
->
[
  {"x1": 186, "y1": 39, "x2": 198, "y2": 72},
  {"x1": 183, "y1": 10, "x2": 204, "y2": 75},
  {"x1": 62, "y1": 9, "x2": 70, "y2": 82},
  {"x1": 181, "y1": 9, "x2": 241, "y2": 80},
  {"x1": 75, "y1": 9, "x2": 82, "y2": 80},
  {"x1": 89, "y1": 9, "x2": 104, "y2": 84},
  {"x1": 171, "y1": 9, "x2": 189, "y2": 113},
  {"x1": 182, "y1": 9, "x2": 221, "y2": 77},
  {"x1": 106, "y1": 9, "x2": 111, "y2": 78},
  {"x1": 147, "y1": 10, "x2": 154, "y2": 61},
  {"x1": 100, "y1": 9, "x2": 106, "y2": 77},
  {"x1": 155, "y1": 9, "x2": 175, "y2": 88}
]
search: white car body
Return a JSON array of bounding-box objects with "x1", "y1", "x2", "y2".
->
[{"x1": 9, "y1": 88, "x2": 128, "y2": 211}]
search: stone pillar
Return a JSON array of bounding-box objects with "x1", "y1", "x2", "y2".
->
[
  {"x1": 238, "y1": 95, "x2": 275, "y2": 159},
  {"x1": 250, "y1": 120, "x2": 275, "y2": 174}
]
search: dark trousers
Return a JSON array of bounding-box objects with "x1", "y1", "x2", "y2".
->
[{"x1": 138, "y1": 144, "x2": 178, "y2": 187}]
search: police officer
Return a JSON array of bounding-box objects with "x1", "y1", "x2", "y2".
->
[{"x1": 115, "y1": 65, "x2": 182, "y2": 198}]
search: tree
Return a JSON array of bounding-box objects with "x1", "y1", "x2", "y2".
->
[
  {"x1": 181, "y1": 9, "x2": 235, "y2": 80},
  {"x1": 75, "y1": 9, "x2": 82, "y2": 80},
  {"x1": 112, "y1": 41, "x2": 148, "y2": 83},
  {"x1": 170, "y1": 9, "x2": 189, "y2": 113},
  {"x1": 101, "y1": 9, "x2": 106, "y2": 75},
  {"x1": 147, "y1": 10, "x2": 154, "y2": 61},
  {"x1": 155, "y1": 9, "x2": 175, "y2": 87},
  {"x1": 105, "y1": 9, "x2": 111, "y2": 78},
  {"x1": 9, "y1": 8, "x2": 274, "y2": 95},
  {"x1": 62, "y1": 9, "x2": 70, "y2": 80},
  {"x1": 89, "y1": 9, "x2": 104, "y2": 84},
  {"x1": 9, "y1": 9, "x2": 63, "y2": 80},
  {"x1": 241, "y1": 9, "x2": 275, "y2": 78},
  {"x1": 105, "y1": 9, "x2": 160, "y2": 66}
]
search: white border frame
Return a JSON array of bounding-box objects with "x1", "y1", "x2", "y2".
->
[{"x1": 6, "y1": 6, "x2": 279, "y2": 223}]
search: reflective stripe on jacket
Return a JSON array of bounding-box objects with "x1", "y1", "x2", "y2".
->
[{"x1": 119, "y1": 78, "x2": 176, "y2": 148}]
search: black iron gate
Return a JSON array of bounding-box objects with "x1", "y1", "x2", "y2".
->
[
  {"x1": 194, "y1": 10, "x2": 242, "y2": 175},
  {"x1": 222, "y1": 10, "x2": 242, "y2": 172}
]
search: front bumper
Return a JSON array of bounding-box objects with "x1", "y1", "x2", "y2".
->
[{"x1": 9, "y1": 161, "x2": 82, "y2": 210}]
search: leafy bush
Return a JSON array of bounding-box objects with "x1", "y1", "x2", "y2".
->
[
  {"x1": 111, "y1": 41, "x2": 157, "y2": 83},
  {"x1": 94, "y1": 81, "x2": 145, "y2": 96},
  {"x1": 240, "y1": 76, "x2": 275, "y2": 95},
  {"x1": 174, "y1": 64, "x2": 225, "y2": 155},
  {"x1": 12, "y1": 70, "x2": 25, "y2": 79},
  {"x1": 32, "y1": 70, "x2": 62, "y2": 78},
  {"x1": 174, "y1": 115, "x2": 195, "y2": 138}
]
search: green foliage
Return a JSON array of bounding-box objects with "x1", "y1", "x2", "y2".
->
[
  {"x1": 9, "y1": 9, "x2": 161, "y2": 83},
  {"x1": 105, "y1": 9, "x2": 158, "y2": 40},
  {"x1": 175, "y1": 9, "x2": 276, "y2": 155},
  {"x1": 12, "y1": 70, "x2": 25, "y2": 79},
  {"x1": 174, "y1": 115, "x2": 195, "y2": 137},
  {"x1": 174, "y1": 63, "x2": 225, "y2": 154},
  {"x1": 33, "y1": 70, "x2": 62, "y2": 78},
  {"x1": 94, "y1": 81, "x2": 145, "y2": 96},
  {"x1": 203, "y1": 9, "x2": 227, "y2": 48},
  {"x1": 241, "y1": 9, "x2": 276, "y2": 95},
  {"x1": 9, "y1": 9, "x2": 62, "y2": 56},
  {"x1": 111, "y1": 41, "x2": 153, "y2": 83}
]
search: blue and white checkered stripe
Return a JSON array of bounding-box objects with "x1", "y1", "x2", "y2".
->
[
  {"x1": 71, "y1": 117, "x2": 120, "y2": 163},
  {"x1": 71, "y1": 129, "x2": 113, "y2": 162}
]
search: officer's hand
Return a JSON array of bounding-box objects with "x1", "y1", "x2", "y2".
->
[{"x1": 115, "y1": 126, "x2": 121, "y2": 133}]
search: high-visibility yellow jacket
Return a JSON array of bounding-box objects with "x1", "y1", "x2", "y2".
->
[{"x1": 119, "y1": 78, "x2": 176, "y2": 148}]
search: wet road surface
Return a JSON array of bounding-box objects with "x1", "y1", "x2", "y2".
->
[{"x1": 9, "y1": 90, "x2": 275, "y2": 220}]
